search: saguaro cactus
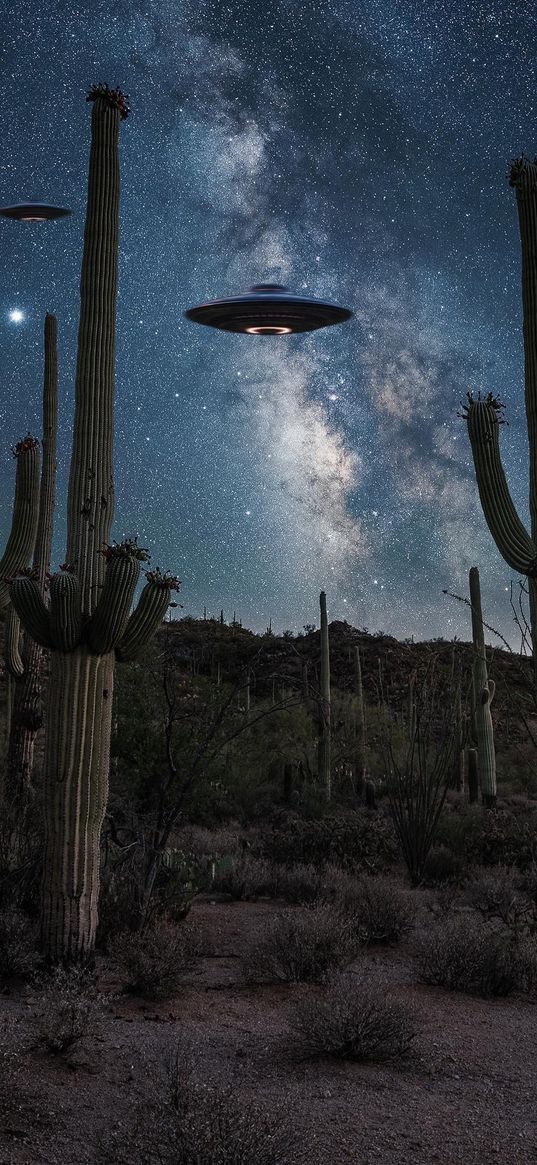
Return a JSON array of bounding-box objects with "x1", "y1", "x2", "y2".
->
[
  {"x1": 5, "y1": 314, "x2": 58, "y2": 800},
  {"x1": 469, "y1": 566, "x2": 497, "y2": 807},
  {"x1": 352, "y1": 645, "x2": 366, "y2": 799},
  {"x1": 318, "y1": 590, "x2": 331, "y2": 800},
  {"x1": 10, "y1": 86, "x2": 179, "y2": 963},
  {"x1": 0, "y1": 435, "x2": 40, "y2": 615},
  {"x1": 0, "y1": 433, "x2": 40, "y2": 800},
  {"x1": 462, "y1": 156, "x2": 537, "y2": 690}
]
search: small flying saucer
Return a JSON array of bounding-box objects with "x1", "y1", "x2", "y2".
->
[
  {"x1": 0, "y1": 202, "x2": 71, "y2": 222},
  {"x1": 184, "y1": 284, "x2": 353, "y2": 334}
]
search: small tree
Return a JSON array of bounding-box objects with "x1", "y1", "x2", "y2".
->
[{"x1": 382, "y1": 662, "x2": 458, "y2": 883}]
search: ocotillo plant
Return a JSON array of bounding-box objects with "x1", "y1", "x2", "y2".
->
[
  {"x1": 469, "y1": 566, "x2": 497, "y2": 806},
  {"x1": 462, "y1": 156, "x2": 537, "y2": 691},
  {"x1": 10, "y1": 86, "x2": 179, "y2": 964},
  {"x1": 5, "y1": 314, "x2": 58, "y2": 801},
  {"x1": 318, "y1": 590, "x2": 331, "y2": 800}
]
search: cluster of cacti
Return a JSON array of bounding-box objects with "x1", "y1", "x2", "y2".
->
[
  {"x1": 9, "y1": 88, "x2": 179, "y2": 963},
  {"x1": 318, "y1": 590, "x2": 331, "y2": 800},
  {"x1": 468, "y1": 566, "x2": 497, "y2": 807},
  {"x1": 5, "y1": 313, "x2": 58, "y2": 801},
  {"x1": 463, "y1": 156, "x2": 537, "y2": 688}
]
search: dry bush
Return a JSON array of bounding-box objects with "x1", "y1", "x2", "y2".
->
[
  {"x1": 273, "y1": 863, "x2": 323, "y2": 904},
  {"x1": 101, "y1": 1047, "x2": 313, "y2": 1164},
  {"x1": 423, "y1": 845, "x2": 465, "y2": 885},
  {"x1": 0, "y1": 908, "x2": 40, "y2": 979},
  {"x1": 289, "y1": 973, "x2": 417, "y2": 1061},
  {"x1": 417, "y1": 915, "x2": 537, "y2": 997},
  {"x1": 110, "y1": 917, "x2": 200, "y2": 1000},
  {"x1": 210, "y1": 853, "x2": 274, "y2": 900},
  {"x1": 464, "y1": 866, "x2": 536, "y2": 931},
  {"x1": 176, "y1": 823, "x2": 245, "y2": 861},
  {"x1": 242, "y1": 905, "x2": 356, "y2": 984},
  {"x1": 32, "y1": 966, "x2": 105, "y2": 1054},
  {"x1": 97, "y1": 854, "x2": 144, "y2": 946},
  {"x1": 263, "y1": 812, "x2": 397, "y2": 872},
  {"x1": 331, "y1": 875, "x2": 415, "y2": 945},
  {"x1": 317, "y1": 863, "x2": 361, "y2": 907},
  {"x1": 320, "y1": 867, "x2": 415, "y2": 942}
]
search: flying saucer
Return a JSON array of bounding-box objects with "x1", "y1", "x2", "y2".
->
[
  {"x1": 0, "y1": 202, "x2": 71, "y2": 222},
  {"x1": 184, "y1": 284, "x2": 353, "y2": 334}
]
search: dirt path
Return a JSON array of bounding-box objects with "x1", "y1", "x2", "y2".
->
[{"x1": 1, "y1": 899, "x2": 536, "y2": 1165}]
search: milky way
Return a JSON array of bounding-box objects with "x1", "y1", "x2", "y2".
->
[{"x1": 0, "y1": 0, "x2": 536, "y2": 642}]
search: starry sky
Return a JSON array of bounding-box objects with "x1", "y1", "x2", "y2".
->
[{"x1": 0, "y1": 0, "x2": 536, "y2": 642}]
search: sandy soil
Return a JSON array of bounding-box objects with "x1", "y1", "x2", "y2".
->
[{"x1": 1, "y1": 897, "x2": 536, "y2": 1165}]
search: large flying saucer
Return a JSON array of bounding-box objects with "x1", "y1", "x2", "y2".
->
[
  {"x1": 0, "y1": 202, "x2": 71, "y2": 222},
  {"x1": 184, "y1": 284, "x2": 353, "y2": 334}
]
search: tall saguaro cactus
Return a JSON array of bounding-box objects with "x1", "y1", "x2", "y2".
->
[
  {"x1": 469, "y1": 566, "x2": 497, "y2": 807},
  {"x1": 318, "y1": 590, "x2": 331, "y2": 800},
  {"x1": 462, "y1": 156, "x2": 537, "y2": 690},
  {"x1": 5, "y1": 314, "x2": 58, "y2": 800},
  {"x1": 10, "y1": 86, "x2": 179, "y2": 963}
]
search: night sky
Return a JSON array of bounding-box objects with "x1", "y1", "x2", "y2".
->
[{"x1": 0, "y1": 0, "x2": 536, "y2": 643}]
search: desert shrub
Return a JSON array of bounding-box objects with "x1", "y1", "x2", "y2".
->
[
  {"x1": 290, "y1": 974, "x2": 417, "y2": 1061},
  {"x1": 423, "y1": 845, "x2": 465, "y2": 884},
  {"x1": 262, "y1": 812, "x2": 397, "y2": 873},
  {"x1": 273, "y1": 863, "x2": 323, "y2": 903},
  {"x1": 32, "y1": 966, "x2": 105, "y2": 1054},
  {"x1": 243, "y1": 905, "x2": 356, "y2": 984},
  {"x1": 210, "y1": 853, "x2": 274, "y2": 900},
  {"x1": 340, "y1": 876, "x2": 415, "y2": 945},
  {"x1": 110, "y1": 917, "x2": 200, "y2": 1000},
  {"x1": 98, "y1": 854, "x2": 145, "y2": 945},
  {"x1": 98, "y1": 847, "x2": 198, "y2": 948},
  {"x1": 101, "y1": 1049, "x2": 312, "y2": 1164},
  {"x1": 515, "y1": 862, "x2": 537, "y2": 903},
  {"x1": 464, "y1": 866, "x2": 536, "y2": 931},
  {"x1": 319, "y1": 868, "x2": 415, "y2": 942},
  {"x1": 319, "y1": 863, "x2": 362, "y2": 907},
  {"x1": 463, "y1": 809, "x2": 537, "y2": 870},
  {"x1": 417, "y1": 915, "x2": 537, "y2": 997},
  {"x1": 435, "y1": 804, "x2": 481, "y2": 857},
  {"x1": 0, "y1": 908, "x2": 40, "y2": 979}
]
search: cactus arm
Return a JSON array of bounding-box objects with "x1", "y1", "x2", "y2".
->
[
  {"x1": 86, "y1": 540, "x2": 149, "y2": 654},
  {"x1": 10, "y1": 575, "x2": 53, "y2": 648},
  {"x1": 49, "y1": 572, "x2": 83, "y2": 651},
  {"x1": 463, "y1": 395, "x2": 537, "y2": 574},
  {"x1": 115, "y1": 570, "x2": 180, "y2": 661},
  {"x1": 0, "y1": 439, "x2": 41, "y2": 609},
  {"x1": 5, "y1": 603, "x2": 23, "y2": 678},
  {"x1": 510, "y1": 158, "x2": 537, "y2": 540}
]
